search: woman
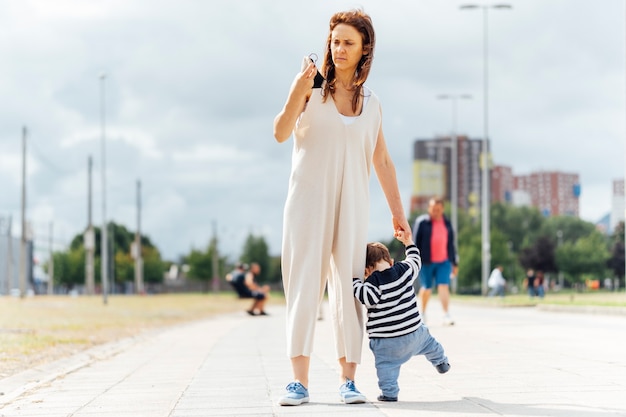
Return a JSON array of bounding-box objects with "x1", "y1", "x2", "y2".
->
[{"x1": 273, "y1": 9, "x2": 411, "y2": 406}]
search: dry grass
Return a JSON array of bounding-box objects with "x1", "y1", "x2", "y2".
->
[
  {"x1": 2, "y1": 290, "x2": 622, "y2": 380},
  {"x1": 455, "y1": 291, "x2": 626, "y2": 308},
  {"x1": 0, "y1": 292, "x2": 282, "y2": 378}
]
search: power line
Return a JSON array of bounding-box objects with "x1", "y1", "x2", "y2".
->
[{"x1": 28, "y1": 133, "x2": 76, "y2": 176}]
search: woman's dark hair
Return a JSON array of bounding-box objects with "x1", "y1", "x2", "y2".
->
[{"x1": 321, "y1": 9, "x2": 375, "y2": 113}]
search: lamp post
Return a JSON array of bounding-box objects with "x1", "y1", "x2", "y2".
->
[
  {"x1": 437, "y1": 94, "x2": 473, "y2": 259},
  {"x1": 460, "y1": 3, "x2": 512, "y2": 296},
  {"x1": 100, "y1": 73, "x2": 108, "y2": 305}
]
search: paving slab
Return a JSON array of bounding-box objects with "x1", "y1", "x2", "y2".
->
[{"x1": 0, "y1": 300, "x2": 624, "y2": 417}]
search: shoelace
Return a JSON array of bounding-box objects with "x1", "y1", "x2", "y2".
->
[
  {"x1": 343, "y1": 380, "x2": 356, "y2": 391},
  {"x1": 286, "y1": 382, "x2": 303, "y2": 392}
]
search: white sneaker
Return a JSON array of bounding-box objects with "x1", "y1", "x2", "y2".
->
[{"x1": 443, "y1": 314, "x2": 455, "y2": 326}]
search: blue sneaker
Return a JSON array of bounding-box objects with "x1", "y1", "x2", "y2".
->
[
  {"x1": 339, "y1": 378, "x2": 366, "y2": 404},
  {"x1": 279, "y1": 381, "x2": 309, "y2": 406}
]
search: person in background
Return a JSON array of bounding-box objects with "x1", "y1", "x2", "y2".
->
[
  {"x1": 488, "y1": 265, "x2": 506, "y2": 297},
  {"x1": 525, "y1": 268, "x2": 537, "y2": 297},
  {"x1": 535, "y1": 270, "x2": 545, "y2": 298},
  {"x1": 226, "y1": 262, "x2": 270, "y2": 316},
  {"x1": 412, "y1": 197, "x2": 458, "y2": 325},
  {"x1": 244, "y1": 263, "x2": 270, "y2": 315}
]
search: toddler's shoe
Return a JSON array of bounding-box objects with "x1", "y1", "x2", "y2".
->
[
  {"x1": 377, "y1": 394, "x2": 398, "y2": 402},
  {"x1": 436, "y1": 362, "x2": 451, "y2": 374},
  {"x1": 339, "y1": 378, "x2": 366, "y2": 404},
  {"x1": 278, "y1": 381, "x2": 309, "y2": 406}
]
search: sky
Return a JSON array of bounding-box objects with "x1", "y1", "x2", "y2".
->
[{"x1": 0, "y1": 0, "x2": 624, "y2": 263}]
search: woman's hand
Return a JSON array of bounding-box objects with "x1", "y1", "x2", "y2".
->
[
  {"x1": 392, "y1": 216, "x2": 412, "y2": 239},
  {"x1": 295, "y1": 58, "x2": 317, "y2": 92},
  {"x1": 273, "y1": 58, "x2": 318, "y2": 142}
]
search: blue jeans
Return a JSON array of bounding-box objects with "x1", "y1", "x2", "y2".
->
[
  {"x1": 489, "y1": 284, "x2": 505, "y2": 297},
  {"x1": 369, "y1": 326, "x2": 448, "y2": 398}
]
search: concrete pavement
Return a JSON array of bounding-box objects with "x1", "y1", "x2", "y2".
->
[{"x1": 0, "y1": 300, "x2": 625, "y2": 417}]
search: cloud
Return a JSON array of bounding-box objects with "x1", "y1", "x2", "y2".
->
[{"x1": 0, "y1": 0, "x2": 623, "y2": 262}]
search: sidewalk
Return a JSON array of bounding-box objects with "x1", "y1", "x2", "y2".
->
[{"x1": 0, "y1": 300, "x2": 625, "y2": 417}]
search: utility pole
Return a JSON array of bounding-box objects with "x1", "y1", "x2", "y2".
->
[
  {"x1": 48, "y1": 222, "x2": 54, "y2": 295},
  {"x1": 5, "y1": 215, "x2": 12, "y2": 295},
  {"x1": 211, "y1": 221, "x2": 219, "y2": 292},
  {"x1": 134, "y1": 179, "x2": 144, "y2": 294},
  {"x1": 19, "y1": 126, "x2": 27, "y2": 298},
  {"x1": 100, "y1": 74, "x2": 108, "y2": 305},
  {"x1": 460, "y1": 3, "x2": 512, "y2": 295},
  {"x1": 85, "y1": 156, "x2": 95, "y2": 295}
]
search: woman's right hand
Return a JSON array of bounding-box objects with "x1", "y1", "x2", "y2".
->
[
  {"x1": 293, "y1": 59, "x2": 317, "y2": 95},
  {"x1": 273, "y1": 58, "x2": 317, "y2": 142}
]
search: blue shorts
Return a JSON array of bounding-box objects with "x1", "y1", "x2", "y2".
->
[{"x1": 419, "y1": 261, "x2": 452, "y2": 289}]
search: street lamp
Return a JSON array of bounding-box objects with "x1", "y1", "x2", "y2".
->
[
  {"x1": 460, "y1": 3, "x2": 512, "y2": 296},
  {"x1": 437, "y1": 93, "x2": 473, "y2": 261},
  {"x1": 100, "y1": 73, "x2": 108, "y2": 305}
]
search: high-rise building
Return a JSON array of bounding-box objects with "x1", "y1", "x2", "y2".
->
[
  {"x1": 412, "y1": 138, "x2": 580, "y2": 219},
  {"x1": 513, "y1": 171, "x2": 580, "y2": 217},
  {"x1": 411, "y1": 135, "x2": 487, "y2": 219},
  {"x1": 491, "y1": 165, "x2": 514, "y2": 204},
  {"x1": 611, "y1": 178, "x2": 624, "y2": 232}
]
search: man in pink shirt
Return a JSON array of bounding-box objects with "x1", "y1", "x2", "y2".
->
[{"x1": 412, "y1": 197, "x2": 458, "y2": 325}]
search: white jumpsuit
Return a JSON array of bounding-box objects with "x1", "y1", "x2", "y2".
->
[{"x1": 281, "y1": 88, "x2": 382, "y2": 363}]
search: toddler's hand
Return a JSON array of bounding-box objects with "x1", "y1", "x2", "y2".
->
[{"x1": 395, "y1": 230, "x2": 413, "y2": 246}]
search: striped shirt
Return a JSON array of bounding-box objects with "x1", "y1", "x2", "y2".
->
[{"x1": 352, "y1": 245, "x2": 423, "y2": 338}]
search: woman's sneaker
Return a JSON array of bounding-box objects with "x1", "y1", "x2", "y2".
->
[
  {"x1": 278, "y1": 382, "x2": 309, "y2": 406},
  {"x1": 339, "y1": 378, "x2": 366, "y2": 404}
]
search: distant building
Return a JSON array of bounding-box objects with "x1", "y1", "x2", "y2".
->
[
  {"x1": 411, "y1": 135, "x2": 487, "y2": 219},
  {"x1": 491, "y1": 167, "x2": 581, "y2": 217},
  {"x1": 412, "y1": 137, "x2": 581, "y2": 219},
  {"x1": 513, "y1": 171, "x2": 580, "y2": 217},
  {"x1": 491, "y1": 165, "x2": 514, "y2": 204},
  {"x1": 611, "y1": 178, "x2": 624, "y2": 232},
  {"x1": 0, "y1": 236, "x2": 34, "y2": 295}
]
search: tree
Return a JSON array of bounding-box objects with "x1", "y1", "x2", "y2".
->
[
  {"x1": 185, "y1": 247, "x2": 213, "y2": 291},
  {"x1": 457, "y1": 216, "x2": 481, "y2": 293},
  {"x1": 542, "y1": 216, "x2": 596, "y2": 246},
  {"x1": 606, "y1": 222, "x2": 625, "y2": 286},
  {"x1": 613, "y1": 221, "x2": 625, "y2": 245},
  {"x1": 491, "y1": 203, "x2": 545, "y2": 251},
  {"x1": 144, "y1": 247, "x2": 166, "y2": 284},
  {"x1": 266, "y1": 255, "x2": 283, "y2": 285},
  {"x1": 606, "y1": 241, "x2": 624, "y2": 283},
  {"x1": 519, "y1": 235, "x2": 557, "y2": 273},
  {"x1": 53, "y1": 248, "x2": 85, "y2": 289},
  {"x1": 53, "y1": 222, "x2": 166, "y2": 290},
  {"x1": 555, "y1": 231, "x2": 610, "y2": 285}
]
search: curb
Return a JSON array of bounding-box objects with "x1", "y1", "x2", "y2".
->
[{"x1": 536, "y1": 304, "x2": 626, "y2": 316}]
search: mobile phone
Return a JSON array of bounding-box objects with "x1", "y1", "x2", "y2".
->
[{"x1": 308, "y1": 55, "x2": 325, "y2": 89}]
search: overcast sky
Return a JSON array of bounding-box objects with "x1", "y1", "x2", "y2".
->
[{"x1": 0, "y1": 0, "x2": 624, "y2": 262}]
